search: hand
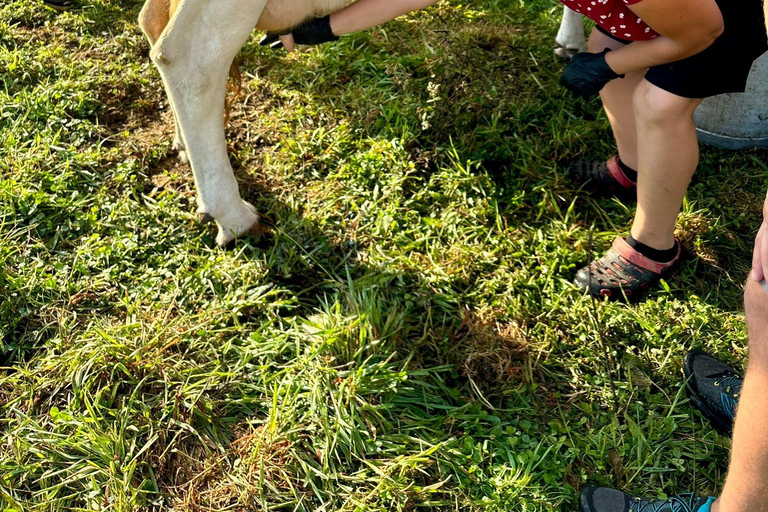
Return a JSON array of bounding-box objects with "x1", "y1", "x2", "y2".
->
[
  {"x1": 560, "y1": 49, "x2": 624, "y2": 98},
  {"x1": 259, "y1": 33, "x2": 295, "y2": 51},
  {"x1": 260, "y1": 16, "x2": 339, "y2": 51},
  {"x1": 752, "y1": 192, "x2": 768, "y2": 283}
]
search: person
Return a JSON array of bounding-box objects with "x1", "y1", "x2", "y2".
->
[
  {"x1": 273, "y1": 0, "x2": 767, "y2": 302},
  {"x1": 42, "y1": 0, "x2": 77, "y2": 11},
  {"x1": 581, "y1": 193, "x2": 768, "y2": 512},
  {"x1": 558, "y1": 0, "x2": 767, "y2": 301},
  {"x1": 261, "y1": 0, "x2": 439, "y2": 51}
]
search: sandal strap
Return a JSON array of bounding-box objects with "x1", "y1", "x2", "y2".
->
[
  {"x1": 605, "y1": 156, "x2": 636, "y2": 189},
  {"x1": 612, "y1": 237, "x2": 681, "y2": 275}
]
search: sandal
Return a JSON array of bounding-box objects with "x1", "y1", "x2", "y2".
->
[
  {"x1": 568, "y1": 156, "x2": 636, "y2": 198},
  {"x1": 42, "y1": 0, "x2": 78, "y2": 11},
  {"x1": 574, "y1": 237, "x2": 681, "y2": 301}
]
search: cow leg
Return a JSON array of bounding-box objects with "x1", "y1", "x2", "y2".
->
[
  {"x1": 555, "y1": 6, "x2": 587, "y2": 59},
  {"x1": 150, "y1": 0, "x2": 267, "y2": 245},
  {"x1": 139, "y1": 0, "x2": 188, "y2": 164}
]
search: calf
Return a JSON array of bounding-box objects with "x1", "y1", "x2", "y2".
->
[{"x1": 139, "y1": 0, "x2": 586, "y2": 245}]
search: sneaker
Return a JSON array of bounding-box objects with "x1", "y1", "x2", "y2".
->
[
  {"x1": 42, "y1": 0, "x2": 78, "y2": 11},
  {"x1": 581, "y1": 487, "x2": 716, "y2": 512},
  {"x1": 684, "y1": 350, "x2": 742, "y2": 436}
]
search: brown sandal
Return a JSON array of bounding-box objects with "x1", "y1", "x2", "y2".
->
[{"x1": 574, "y1": 237, "x2": 681, "y2": 301}]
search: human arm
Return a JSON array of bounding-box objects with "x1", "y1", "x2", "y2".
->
[
  {"x1": 273, "y1": 0, "x2": 439, "y2": 51},
  {"x1": 604, "y1": 0, "x2": 724, "y2": 75},
  {"x1": 561, "y1": 0, "x2": 724, "y2": 97}
]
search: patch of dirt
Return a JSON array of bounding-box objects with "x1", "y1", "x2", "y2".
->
[
  {"x1": 456, "y1": 310, "x2": 533, "y2": 389},
  {"x1": 158, "y1": 425, "x2": 301, "y2": 512}
]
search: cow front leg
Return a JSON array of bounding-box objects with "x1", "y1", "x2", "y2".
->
[
  {"x1": 555, "y1": 6, "x2": 587, "y2": 59},
  {"x1": 139, "y1": 0, "x2": 188, "y2": 163},
  {"x1": 151, "y1": 0, "x2": 267, "y2": 246}
]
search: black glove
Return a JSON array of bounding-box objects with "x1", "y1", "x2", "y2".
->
[
  {"x1": 259, "y1": 15, "x2": 339, "y2": 49},
  {"x1": 560, "y1": 49, "x2": 624, "y2": 98}
]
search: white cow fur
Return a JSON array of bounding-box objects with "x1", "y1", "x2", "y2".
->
[{"x1": 139, "y1": 0, "x2": 586, "y2": 245}]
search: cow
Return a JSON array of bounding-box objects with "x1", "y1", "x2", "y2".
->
[{"x1": 139, "y1": 0, "x2": 587, "y2": 246}]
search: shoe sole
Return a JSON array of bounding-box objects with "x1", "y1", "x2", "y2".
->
[{"x1": 683, "y1": 350, "x2": 734, "y2": 437}]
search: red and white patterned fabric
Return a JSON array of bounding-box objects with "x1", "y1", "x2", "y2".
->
[{"x1": 561, "y1": 0, "x2": 660, "y2": 41}]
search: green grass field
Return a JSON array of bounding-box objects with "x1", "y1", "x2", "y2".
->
[{"x1": 1, "y1": 0, "x2": 766, "y2": 510}]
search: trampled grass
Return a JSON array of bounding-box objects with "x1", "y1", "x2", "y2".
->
[{"x1": 1, "y1": 0, "x2": 765, "y2": 510}]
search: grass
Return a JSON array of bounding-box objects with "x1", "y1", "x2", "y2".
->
[{"x1": 1, "y1": 0, "x2": 766, "y2": 510}]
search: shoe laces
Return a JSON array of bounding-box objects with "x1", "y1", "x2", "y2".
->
[
  {"x1": 713, "y1": 373, "x2": 742, "y2": 395},
  {"x1": 631, "y1": 494, "x2": 701, "y2": 512},
  {"x1": 713, "y1": 371, "x2": 742, "y2": 419}
]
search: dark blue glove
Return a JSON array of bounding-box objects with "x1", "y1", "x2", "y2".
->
[
  {"x1": 260, "y1": 15, "x2": 339, "y2": 49},
  {"x1": 560, "y1": 49, "x2": 624, "y2": 98}
]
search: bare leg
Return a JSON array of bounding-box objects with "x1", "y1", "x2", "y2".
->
[
  {"x1": 712, "y1": 279, "x2": 768, "y2": 512},
  {"x1": 151, "y1": 0, "x2": 266, "y2": 245},
  {"x1": 630, "y1": 81, "x2": 702, "y2": 250},
  {"x1": 588, "y1": 29, "x2": 646, "y2": 171}
]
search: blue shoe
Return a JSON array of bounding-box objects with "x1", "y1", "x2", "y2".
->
[
  {"x1": 581, "y1": 487, "x2": 716, "y2": 512},
  {"x1": 42, "y1": 0, "x2": 78, "y2": 11},
  {"x1": 684, "y1": 350, "x2": 742, "y2": 436}
]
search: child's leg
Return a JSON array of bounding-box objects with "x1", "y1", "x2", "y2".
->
[
  {"x1": 588, "y1": 29, "x2": 646, "y2": 170},
  {"x1": 629, "y1": 80, "x2": 702, "y2": 251}
]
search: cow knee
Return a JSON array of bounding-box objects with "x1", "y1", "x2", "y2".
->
[{"x1": 633, "y1": 80, "x2": 699, "y2": 128}]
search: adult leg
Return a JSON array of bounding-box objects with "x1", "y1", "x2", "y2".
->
[
  {"x1": 151, "y1": 0, "x2": 266, "y2": 245},
  {"x1": 630, "y1": 81, "x2": 702, "y2": 251},
  {"x1": 711, "y1": 278, "x2": 768, "y2": 512}
]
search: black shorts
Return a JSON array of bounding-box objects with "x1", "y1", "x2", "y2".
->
[{"x1": 595, "y1": 0, "x2": 768, "y2": 99}]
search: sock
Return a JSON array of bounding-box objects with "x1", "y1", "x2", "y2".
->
[
  {"x1": 617, "y1": 158, "x2": 638, "y2": 183},
  {"x1": 626, "y1": 234, "x2": 677, "y2": 263}
]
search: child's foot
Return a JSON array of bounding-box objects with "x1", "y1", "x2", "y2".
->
[
  {"x1": 684, "y1": 350, "x2": 743, "y2": 436},
  {"x1": 568, "y1": 156, "x2": 637, "y2": 199},
  {"x1": 42, "y1": 0, "x2": 78, "y2": 11},
  {"x1": 574, "y1": 237, "x2": 681, "y2": 301},
  {"x1": 581, "y1": 487, "x2": 716, "y2": 512}
]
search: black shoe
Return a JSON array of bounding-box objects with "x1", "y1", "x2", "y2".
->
[
  {"x1": 568, "y1": 156, "x2": 637, "y2": 199},
  {"x1": 684, "y1": 350, "x2": 742, "y2": 436},
  {"x1": 581, "y1": 487, "x2": 715, "y2": 512},
  {"x1": 42, "y1": 0, "x2": 78, "y2": 11}
]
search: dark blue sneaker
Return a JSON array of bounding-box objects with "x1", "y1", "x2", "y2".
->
[
  {"x1": 684, "y1": 350, "x2": 742, "y2": 436},
  {"x1": 581, "y1": 487, "x2": 716, "y2": 512},
  {"x1": 42, "y1": 0, "x2": 78, "y2": 11}
]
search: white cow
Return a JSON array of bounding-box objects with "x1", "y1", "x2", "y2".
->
[{"x1": 139, "y1": 0, "x2": 586, "y2": 245}]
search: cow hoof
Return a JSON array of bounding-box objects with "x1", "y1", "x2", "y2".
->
[
  {"x1": 555, "y1": 44, "x2": 581, "y2": 60},
  {"x1": 214, "y1": 201, "x2": 261, "y2": 247},
  {"x1": 172, "y1": 137, "x2": 188, "y2": 164}
]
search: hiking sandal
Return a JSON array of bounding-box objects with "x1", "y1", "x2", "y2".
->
[
  {"x1": 574, "y1": 237, "x2": 681, "y2": 301},
  {"x1": 568, "y1": 156, "x2": 636, "y2": 198},
  {"x1": 42, "y1": 0, "x2": 78, "y2": 11}
]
